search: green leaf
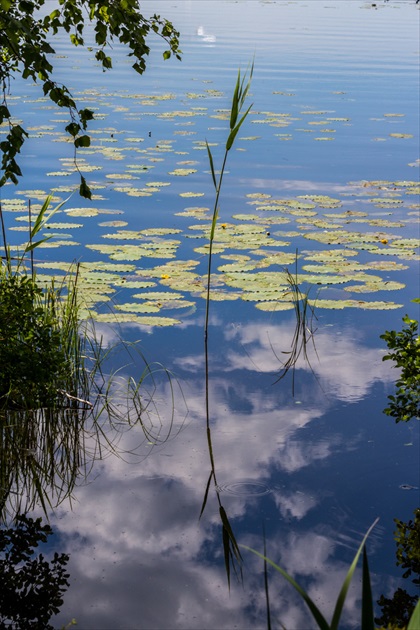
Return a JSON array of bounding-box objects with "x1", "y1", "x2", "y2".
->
[
  {"x1": 230, "y1": 69, "x2": 241, "y2": 130},
  {"x1": 241, "y1": 545, "x2": 330, "y2": 630},
  {"x1": 199, "y1": 470, "x2": 214, "y2": 520},
  {"x1": 206, "y1": 141, "x2": 217, "y2": 191},
  {"x1": 79, "y1": 175, "x2": 92, "y2": 200},
  {"x1": 74, "y1": 135, "x2": 91, "y2": 148},
  {"x1": 226, "y1": 103, "x2": 253, "y2": 151},
  {"x1": 407, "y1": 599, "x2": 420, "y2": 630},
  {"x1": 330, "y1": 519, "x2": 379, "y2": 630},
  {"x1": 361, "y1": 546, "x2": 374, "y2": 630}
]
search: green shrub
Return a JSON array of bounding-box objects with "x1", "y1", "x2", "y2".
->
[
  {"x1": 0, "y1": 270, "x2": 74, "y2": 410},
  {"x1": 381, "y1": 315, "x2": 420, "y2": 422}
]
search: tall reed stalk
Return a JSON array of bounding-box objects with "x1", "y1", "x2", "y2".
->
[
  {"x1": 204, "y1": 62, "x2": 253, "y2": 340},
  {"x1": 200, "y1": 64, "x2": 253, "y2": 588}
]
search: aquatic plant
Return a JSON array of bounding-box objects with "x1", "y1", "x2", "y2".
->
[
  {"x1": 204, "y1": 62, "x2": 254, "y2": 338},
  {"x1": 381, "y1": 313, "x2": 420, "y2": 422},
  {"x1": 0, "y1": 196, "x2": 176, "y2": 521},
  {"x1": 242, "y1": 519, "x2": 420, "y2": 630},
  {"x1": 272, "y1": 251, "x2": 318, "y2": 393},
  {"x1": 200, "y1": 63, "x2": 254, "y2": 588}
]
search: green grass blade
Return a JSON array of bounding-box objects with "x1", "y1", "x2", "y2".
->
[
  {"x1": 220, "y1": 506, "x2": 243, "y2": 562},
  {"x1": 263, "y1": 525, "x2": 272, "y2": 630},
  {"x1": 220, "y1": 505, "x2": 243, "y2": 589},
  {"x1": 361, "y1": 546, "x2": 374, "y2": 630},
  {"x1": 25, "y1": 236, "x2": 53, "y2": 251},
  {"x1": 30, "y1": 194, "x2": 52, "y2": 239},
  {"x1": 199, "y1": 470, "x2": 214, "y2": 520},
  {"x1": 330, "y1": 518, "x2": 379, "y2": 630},
  {"x1": 206, "y1": 141, "x2": 217, "y2": 191},
  {"x1": 30, "y1": 195, "x2": 69, "y2": 239},
  {"x1": 226, "y1": 103, "x2": 253, "y2": 151},
  {"x1": 241, "y1": 545, "x2": 330, "y2": 630},
  {"x1": 407, "y1": 598, "x2": 420, "y2": 630},
  {"x1": 222, "y1": 524, "x2": 231, "y2": 589},
  {"x1": 230, "y1": 69, "x2": 241, "y2": 130}
]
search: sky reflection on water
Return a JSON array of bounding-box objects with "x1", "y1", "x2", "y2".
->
[
  {"x1": 50, "y1": 314, "x2": 418, "y2": 629},
  {"x1": 2, "y1": 1, "x2": 419, "y2": 628}
]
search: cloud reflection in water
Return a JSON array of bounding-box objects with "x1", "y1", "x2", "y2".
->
[{"x1": 51, "y1": 318, "x2": 405, "y2": 629}]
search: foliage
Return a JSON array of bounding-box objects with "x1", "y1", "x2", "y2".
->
[
  {"x1": 0, "y1": 197, "x2": 177, "y2": 521},
  {"x1": 381, "y1": 315, "x2": 420, "y2": 422},
  {"x1": 0, "y1": 195, "x2": 77, "y2": 410},
  {"x1": 376, "y1": 588, "x2": 419, "y2": 630},
  {"x1": 0, "y1": 271, "x2": 73, "y2": 409},
  {"x1": 242, "y1": 520, "x2": 420, "y2": 630},
  {"x1": 375, "y1": 509, "x2": 420, "y2": 628},
  {"x1": 395, "y1": 508, "x2": 420, "y2": 584},
  {"x1": 0, "y1": 0, "x2": 181, "y2": 197},
  {"x1": 0, "y1": 514, "x2": 69, "y2": 629}
]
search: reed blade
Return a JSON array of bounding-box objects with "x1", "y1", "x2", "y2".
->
[
  {"x1": 330, "y1": 518, "x2": 379, "y2": 630},
  {"x1": 407, "y1": 599, "x2": 420, "y2": 630},
  {"x1": 361, "y1": 546, "x2": 374, "y2": 630},
  {"x1": 241, "y1": 545, "x2": 330, "y2": 630}
]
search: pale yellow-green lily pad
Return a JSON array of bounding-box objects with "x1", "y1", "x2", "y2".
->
[
  {"x1": 66, "y1": 207, "x2": 100, "y2": 217},
  {"x1": 344, "y1": 281, "x2": 405, "y2": 293},
  {"x1": 309, "y1": 299, "x2": 402, "y2": 310},
  {"x1": 43, "y1": 222, "x2": 83, "y2": 229},
  {"x1": 389, "y1": 133, "x2": 413, "y2": 139},
  {"x1": 93, "y1": 313, "x2": 181, "y2": 326},
  {"x1": 255, "y1": 301, "x2": 295, "y2": 311},
  {"x1": 98, "y1": 221, "x2": 128, "y2": 227},
  {"x1": 114, "y1": 280, "x2": 157, "y2": 288},
  {"x1": 199, "y1": 291, "x2": 241, "y2": 301},
  {"x1": 168, "y1": 169, "x2": 197, "y2": 176},
  {"x1": 132, "y1": 291, "x2": 184, "y2": 300},
  {"x1": 115, "y1": 302, "x2": 161, "y2": 313},
  {"x1": 391, "y1": 238, "x2": 419, "y2": 249},
  {"x1": 37, "y1": 240, "x2": 80, "y2": 248}
]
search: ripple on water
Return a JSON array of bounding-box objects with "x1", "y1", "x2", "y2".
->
[{"x1": 216, "y1": 479, "x2": 273, "y2": 497}]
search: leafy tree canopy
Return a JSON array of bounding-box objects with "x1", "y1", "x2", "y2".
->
[
  {"x1": 0, "y1": 0, "x2": 181, "y2": 197},
  {"x1": 0, "y1": 514, "x2": 70, "y2": 628},
  {"x1": 381, "y1": 315, "x2": 420, "y2": 422}
]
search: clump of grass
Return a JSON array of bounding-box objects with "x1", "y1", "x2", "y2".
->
[{"x1": 0, "y1": 196, "x2": 174, "y2": 521}]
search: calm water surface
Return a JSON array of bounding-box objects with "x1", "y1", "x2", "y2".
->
[{"x1": 2, "y1": 1, "x2": 420, "y2": 628}]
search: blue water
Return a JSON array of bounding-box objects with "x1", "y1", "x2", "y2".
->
[{"x1": 1, "y1": 1, "x2": 419, "y2": 628}]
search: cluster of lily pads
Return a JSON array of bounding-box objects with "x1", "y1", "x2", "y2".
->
[
  {"x1": 1, "y1": 80, "x2": 418, "y2": 326},
  {"x1": 1, "y1": 178, "x2": 418, "y2": 326}
]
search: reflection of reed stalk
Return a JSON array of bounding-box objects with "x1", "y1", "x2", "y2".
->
[
  {"x1": 272, "y1": 251, "x2": 318, "y2": 394},
  {"x1": 201, "y1": 64, "x2": 253, "y2": 588}
]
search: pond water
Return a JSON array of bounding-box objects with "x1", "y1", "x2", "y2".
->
[{"x1": 1, "y1": 0, "x2": 419, "y2": 628}]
